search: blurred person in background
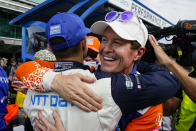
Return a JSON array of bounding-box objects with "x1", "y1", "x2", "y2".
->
[
  {"x1": 1, "y1": 57, "x2": 11, "y2": 77},
  {"x1": 1, "y1": 58, "x2": 8, "y2": 71},
  {"x1": 149, "y1": 34, "x2": 196, "y2": 131},
  {"x1": 0, "y1": 64, "x2": 9, "y2": 130},
  {"x1": 84, "y1": 36, "x2": 101, "y2": 72},
  {"x1": 9, "y1": 58, "x2": 18, "y2": 83},
  {"x1": 0, "y1": 64, "x2": 18, "y2": 131},
  {"x1": 17, "y1": 58, "x2": 23, "y2": 66},
  {"x1": 0, "y1": 58, "x2": 4, "y2": 68},
  {"x1": 8, "y1": 58, "x2": 18, "y2": 105},
  {"x1": 11, "y1": 50, "x2": 56, "y2": 131},
  {"x1": 10, "y1": 58, "x2": 26, "y2": 129}
]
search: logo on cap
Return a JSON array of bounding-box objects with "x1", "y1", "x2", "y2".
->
[
  {"x1": 87, "y1": 38, "x2": 94, "y2": 45},
  {"x1": 50, "y1": 24, "x2": 61, "y2": 35}
]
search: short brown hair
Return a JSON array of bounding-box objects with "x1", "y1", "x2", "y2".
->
[
  {"x1": 130, "y1": 40, "x2": 142, "y2": 64},
  {"x1": 130, "y1": 40, "x2": 141, "y2": 50}
]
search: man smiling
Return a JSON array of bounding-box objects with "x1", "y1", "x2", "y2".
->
[{"x1": 15, "y1": 11, "x2": 179, "y2": 131}]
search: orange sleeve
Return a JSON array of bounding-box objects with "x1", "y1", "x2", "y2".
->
[
  {"x1": 15, "y1": 60, "x2": 55, "y2": 92},
  {"x1": 4, "y1": 104, "x2": 19, "y2": 125},
  {"x1": 34, "y1": 60, "x2": 56, "y2": 69},
  {"x1": 125, "y1": 104, "x2": 163, "y2": 131}
]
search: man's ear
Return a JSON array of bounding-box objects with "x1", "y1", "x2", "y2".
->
[
  {"x1": 134, "y1": 47, "x2": 146, "y2": 61},
  {"x1": 81, "y1": 36, "x2": 87, "y2": 50},
  {"x1": 81, "y1": 36, "x2": 88, "y2": 58}
]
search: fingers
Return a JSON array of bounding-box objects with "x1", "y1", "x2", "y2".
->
[
  {"x1": 66, "y1": 74, "x2": 102, "y2": 111},
  {"x1": 13, "y1": 87, "x2": 23, "y2": 92},
  {"x1": 38, "y1": 112, "x2": 56, "y2": 131},
  {"x1": 71, "y1": 100, "x2": 91, "y2": 112},
  {"x1": 81, "y1": 88, "x2": 102, "y2": 110},
  {"x1": 11, "y1": 81, "x2": 27, "y2": 91},
  {"x1": 11, "y1": 82, "x2": 21, "y2": 88},
  {"x1": 77, "y1": 73, "x2": 96, "y2": 83},
  {"x1": 36, "y1": 111, "x2": 65, "y2": 131},
  {"x1": 148, "y1": 34, "x2": 172, "y2": 66},
  {"x1": 53, "y1": 111, "x2": 61, "y2": 124},
  {"x1": 52, "y1": 73, "x2": 102, "y2": 112},
  {"x1": 149, "y1": 34, "x2": 165, "y2": 53},
  {"x1": 13, "y1": 88, "x2": 20, "y2": 92},
  {"x1": 13, "y1": 82, "x2": 28, "y2": 94},
  {"x1": 53, "y1": 111, "x2": 64, "y2": 128},
  {"x1": 35, "y1": 118, "x2": 46, "y2": 131},
  {"x1": 71, "y1": 93, "x2": 98, "y2": 112},
  {"x1": 77, "y1": 74, "x2": 102, "y2": 109},
  {"x1": 148, "y1": 34, "x2": 158, "y2": 47},
  {"x1": 66, "y1": 93, "x2": 92, "y2": 112},
  {"x1": 12, "y1": 80, "x2": 23, "y2": 84},
  {"x1": 11, "y1": 81, "x2": 24, "y2": 87},
  {"x1": 38, "y1": 112, "x2": 50, "y2": 128}
]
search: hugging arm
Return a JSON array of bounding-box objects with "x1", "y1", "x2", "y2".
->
[
  {"x1": 15, "y1": 61, "x2": 102, "y2": 112},
  {"x1": 15, "y1": 60, "x2": 179, "y2": 113},
  {"x1": 111, "y1": 67, "x2": 180, "y2": 114}
]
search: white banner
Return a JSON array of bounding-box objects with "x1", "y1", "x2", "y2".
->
[
  {"x1": 108, "y1": 0, "x2": 172, "y2": 27},
  {"x1": 131, "y1": 2, "x2": 171, "y2": 27},
  {"x1": 108, "y1": 0, "x2": 133, "y2": 11}
]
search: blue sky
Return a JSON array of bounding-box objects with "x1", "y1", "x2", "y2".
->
[{"x1": 138, "y1": 0, "x2": 196, "y2": 24}]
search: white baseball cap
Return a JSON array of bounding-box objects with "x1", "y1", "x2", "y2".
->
[{"x1": 90, "y1": 11, "x2": 148, "y2": 47}]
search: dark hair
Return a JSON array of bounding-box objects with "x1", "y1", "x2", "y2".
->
[
  {"x1": 130, "y1": 40, "x2": 141, "y2": 50},
  {"x1": 11, "y1": 58, "x2": 16, "y2": 63},
  {"x1": 49, "y1": 37, "x2": 81, "y2": 59}
]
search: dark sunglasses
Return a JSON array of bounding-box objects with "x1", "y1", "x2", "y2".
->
[{"x1": 87, "y1": 50, "x2": 98, "y2": 59}]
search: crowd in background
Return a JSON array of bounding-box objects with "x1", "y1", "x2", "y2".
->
[
  {"x1": 0, "y1": 57, "x2": 25, "y2": 129},
  {"x1": 0, "y1": 57, "x2": 23, "y2": 81}
]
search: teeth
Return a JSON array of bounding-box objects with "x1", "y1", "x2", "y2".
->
[{"x1": 104, "y1": 56, "x2": 114, "y2": 61}]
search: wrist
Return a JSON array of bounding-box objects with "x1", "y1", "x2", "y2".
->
[
  {"x1": 42, "y1": 70, "x2": 56, "y2": 91},
  {"x1": 164, "y1": 58, "x2": 177, "y2": 71},
  {"x1": 50, "y1": 74, "x2": 62, "y2": 91}
]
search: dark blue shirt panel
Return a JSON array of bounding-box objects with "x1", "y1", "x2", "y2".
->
[
  {"x1": 137, "y1": 61, "x2": 165, "y2": 73},
  {"x1": 94, "y1": 63, "x2": 180, "y2": 114}
]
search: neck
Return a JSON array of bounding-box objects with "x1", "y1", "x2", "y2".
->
[
  {"x1": 120, "y1": 64, "x2": 134, "y2": 74},
  {"x1": 56, "y1": 52, "x2": 84, "y2": 64}
]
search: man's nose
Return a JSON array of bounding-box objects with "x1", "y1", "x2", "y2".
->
[
  {"x1": 102, "y1": 42, "x2": 113, "y2": 53},
  {"x1": 85, "y1": 56, "x2": 93, "y2": 61}
]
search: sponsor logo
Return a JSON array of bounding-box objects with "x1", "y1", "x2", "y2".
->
[
  {"x1": 0, "y1": 76, "x2": 9, "y2": 83},
  {"x1": 31, "y1": 95, "x2": 74, "y2": 107},
  {"x1": 0, "y1": 96, "x2": 7, "y2": 103},
  {"x1": 123, "y1": 74, "x2": 133, "y2": 89},
  {"x1": 87, "y1": 38, "x2": 94, "y2": 45},
  {"x1": 50, "y1": 24, "x2": 61, "y2": 35},
  {"x1": 155, "y1": 113, "x2": 163, "y2": 127}
]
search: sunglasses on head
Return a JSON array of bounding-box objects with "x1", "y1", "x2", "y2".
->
[
  {"x1": 87, "y1": 49, "x2": 98, "y2": 59},
  {"x1": 105, "y1": 11, "x2": 134, "y2": 22},
  {"x1": 105, "y1": 11, "x2": 141, "y2": 24}
]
